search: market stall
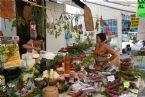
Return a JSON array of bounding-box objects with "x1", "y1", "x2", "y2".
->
[
  {"x1": 0, "y1": 38, "x2": 144, "y2": 97},
  {"x1": 0, "y1": 0, "x2": 144, "y2": 96}
]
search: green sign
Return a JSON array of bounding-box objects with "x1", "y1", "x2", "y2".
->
[
  {"x1": 123, "y1": 81, "x2": 130, "y2": 88},
  {"x1": 137, "y1": 0, "x2": 145, "y2": 18}
]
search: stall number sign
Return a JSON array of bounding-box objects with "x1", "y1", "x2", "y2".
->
[{"x1": 137, "y1": 0, "x2": 145, "y2": 18}]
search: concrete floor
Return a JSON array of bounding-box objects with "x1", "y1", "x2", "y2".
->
[
  {"x1": 135, "y1": 66, "x2": 145, "y2": 97},
  {"x1": 138, "y1": 87, "x2": 145, "y2": 97}
]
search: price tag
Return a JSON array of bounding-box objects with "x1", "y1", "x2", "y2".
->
[
  {"x1": 107, "y1": 75, "x2": 115, "y2": 82},
  {"x1": 119, "y1": 94, "x2": 127, "y2": 97},
  {"x1": 89, "y1": 65, "x2": 94, "y2": 69},
  {"x1": 123, "y1": 81, "x2": 130, "y2": 88}
]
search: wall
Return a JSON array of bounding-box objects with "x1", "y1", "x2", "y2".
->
[
  {"x1": 0, "y1": 18, "x2": 16, "y2": 36},
  {"x1": 0, "y1": 1, "x2": 16, "y2": 36},
  {"x1": 84, "y1": 2, "x2": 135, "y2": 50},
  {"x1": 46, "y1": 2, "x2": 66, "y2": 53}
]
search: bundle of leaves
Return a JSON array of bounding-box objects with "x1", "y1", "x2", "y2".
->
[
  {"x1": 48, "y1": 55, "x2": 63, "y2": 70},
  {"x1": 68, "y1": 42, "x2": 92, "y2": 57},
  {"x1": 58, "y1": 83, "x2": 70, "y2": 93}
]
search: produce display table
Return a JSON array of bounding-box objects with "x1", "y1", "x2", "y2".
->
[
  {"x1": 127, "y1": 78, "x2": 141, "y2": 97},
  {"x1": 0, "y1": 50, "x2": 144, "y2": 97},
  {"x1": 58, "y1": 73, "x2": 142, "y2": 97}
]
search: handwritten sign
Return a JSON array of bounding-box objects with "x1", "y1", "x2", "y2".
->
[{"x1": 137, "y1": 0, "x2": 145, "y2": 18}]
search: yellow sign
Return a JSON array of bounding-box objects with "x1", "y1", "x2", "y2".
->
[
  {"x1": 3, "y1": 44, "x2": 20, "y2": 69},
  {"x1": 131, "y1": 14, "x2": 139, "y2": 27}
]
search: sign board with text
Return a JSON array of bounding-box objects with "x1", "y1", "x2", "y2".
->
[
  {"x1": 0, "y1": 36, "x2": 20, "y2": 69},
  {"x1": 131, "y1": 14, "x2": 139, "y2": 27},
  {"x1": 137, "y1": 0, "x2": 145, "y2": 18}
]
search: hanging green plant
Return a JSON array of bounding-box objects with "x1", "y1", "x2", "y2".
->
[
  {"x1": 75, "y1": 15, "x2": 79, "y2": 25},
  {"x1": 12, "y1": 16, "x2": 28, "y2": 28},
  {"x1": 47, "y1": 16, "x2": 62, "y2": 38},
  {"x1": 132, "y1": 36, "x2": 138, "y2": 44},
  {"x1": 12, "y1": 3, "x2": 47, "y2": 38},
  {"x1": 63, "y1": 23, "x2": 69, "y2": 30},
  {"x1": 95, "y1": 17, "x2": 99, "y2": 31},
  {"x1": 31, "y1": 6, "x2": 47, "y2": 37},
  {"x1": 47, "y1": 14, "x2": 70, "y2": 38}
]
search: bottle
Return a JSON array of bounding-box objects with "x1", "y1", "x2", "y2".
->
[{"x1": 64, "y1": 52, "x2": 70, "y2": 74}]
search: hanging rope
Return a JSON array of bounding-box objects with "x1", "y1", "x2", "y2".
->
[
  {"x1": 22, "y1": 0, "x2": 66, "y2": 13},
  {"x1": 22, "y1": 0, "x2": 84, "y2": 16}
]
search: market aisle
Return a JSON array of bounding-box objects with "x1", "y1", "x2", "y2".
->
[
  {"x1": 138, "y1": 83, "x2": 145, "y2": 97},
  {"x1": 138, "y1": 65, "x2": 145, "y2": 96}
]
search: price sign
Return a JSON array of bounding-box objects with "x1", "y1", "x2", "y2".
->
[{"x1": 107, "y1": 75, "x2": 115, "y2": 82}]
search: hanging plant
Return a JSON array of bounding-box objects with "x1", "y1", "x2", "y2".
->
[
  {"x1": 12, "y1": 3, "x2": 47, "y2": 38},
  {"x1": 47, "y1": 14, "x2": 70, "y2": 38},
  {"x1": 63, "y1": 15, "x2": 71, "y2": 30},
  {"x1": 31, "y1": 6, "x2": 47, "y2": 37},
  {"x1": 47, "y1": 14, "x2": 63, "y2": 38},
  {"x1": 95, "y1": 17, "x2": 99, "y2": 31},
  {"x1": 75, "y1": 15, "x2": 79, "y2": 25},
  {"x1": 12, "y1": 16, "x2": 28, "y2": 28}
]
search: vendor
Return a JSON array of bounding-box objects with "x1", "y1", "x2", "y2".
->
[
  {"x1": 125, "y1": 44, "x2": 131, "y2": 55},
  {"x1": 94, "y1": 33, "x2": 117, "y2": 70},
  {"x1": 23, "y1": 35, "x2": 43, "y2": 53}
]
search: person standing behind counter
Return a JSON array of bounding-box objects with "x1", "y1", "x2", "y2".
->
[
  {"x1": 23, "y1": 35, "x2": 43, "y2": 54},
  {"x1": 94, "y1": 33, "x2": 117, "y2": 71}
]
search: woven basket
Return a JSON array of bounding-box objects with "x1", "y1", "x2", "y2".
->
[
  {"x1": 84, "y1": 5, "x2": 94, "y2": 31},
  {"x1": 120, "y1": 62, "x2": 131, "y2": 71},
  {"x1": 43, "y1": 86, "x2": 59, "y2": 97},
  {"x1": 23, "y1": 5, "x2": 32, "y2": 20}
]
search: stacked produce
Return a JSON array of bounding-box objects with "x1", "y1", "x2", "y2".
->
[{"x1": 104, "y1": 79, "x2": 122, "y2": 96}]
